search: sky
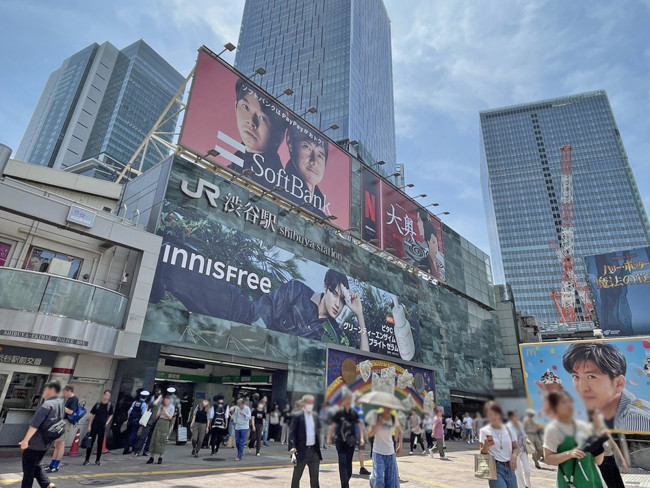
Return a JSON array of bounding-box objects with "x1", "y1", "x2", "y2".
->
[{"x1": 1, "y1": 0, "x2": 649, "y2": 257}]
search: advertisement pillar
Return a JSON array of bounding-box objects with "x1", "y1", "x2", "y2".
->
[{"x1": 50, "y1": 353, "x2": 78, "y2": 387}]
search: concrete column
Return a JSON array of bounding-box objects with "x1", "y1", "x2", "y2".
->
[{"x1": 50, "y1": 352, "x2": 78, "y2": 387}]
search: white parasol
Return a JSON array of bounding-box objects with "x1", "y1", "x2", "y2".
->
[{"x1": 359, "y1": 391, "x2": 407, "y2": 411}]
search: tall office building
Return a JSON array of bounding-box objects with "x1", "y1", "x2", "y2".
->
[
  {"x1": 16, "y1": 40, "x2": 184, "y2": 181},
  {"x1": 481, "y1": 90, "x2": 650, "y2": 324},
  {"x1": 234, "y1": 0, "x2": 397, "y2": 175}
]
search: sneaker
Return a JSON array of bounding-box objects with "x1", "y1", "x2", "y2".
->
[
  {"x1": 422, "y1": 450, "x2": 427, "y2": 455},
  {"x1": 143, "y1": 452, "x2": 150, "y2": 457},
  {"x1": 83, "y1": 460, "x2": 89, "y2": 466},
  {"x1": 44, "y1": 467, "x2": 58, "y2": 473},
  {"x1": 256, "y1": 453, "x2": 260, "y2": 456},
  {"x1": 234, "y1": 457, "x2": 241, "y2": 461},
  {"x1": 409, "y1": 451, "x2": 413, "y2": 455},
  {"x1": 191, "y1": 449, "x2": 195, "y2": 455},
  {"x1": 441, "y1": 456, "x2": 450, "y2": 461},
  {"x1": 157, "y1": 457, "x2": 162, "y2": 464},
  {"x1": 133, "y1": 453, "x2": 139, "y2": 458},
  {"x1": 359, "y1": 467, "x2": 371, "y2": 475},
  {"x1": 146, "y1": 457, "x2": 154, "y2": 464},
  {"x1": 95, "y1": 461, "x2": 101, "y2": 466}
]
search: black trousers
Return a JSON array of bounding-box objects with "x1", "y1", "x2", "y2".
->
[
  {"x1": 410, "y1": 432, "x2": 425, "y2": 451},
  {"x1": 425, "y1": 430, "x2": 434, "y2": 449},
  {"x1": 210, "y1": 427, "x2": 227, "y2": 452},
  {"x1": 85, "y1": 426, "x2": 105, "y2": 462},
  {"x1": 336, "y1": 443, "x2": 356, "y2": 488},
  {"x1": 249, "y1": 424, "x2": 264, "y2": 453},
  {"x1": 599, "y1": 455, "x2": 625, "y2": 488},
  {"x1": 21, "y1": 448, "x2": 49, "y2": 488},
  {"x1": 291, "y1": 446, "x2": 320, "y2": 488}
]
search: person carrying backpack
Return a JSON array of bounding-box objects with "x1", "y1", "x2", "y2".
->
[
  {"x1": 328, "y1": 389, "x2": 365, "y2": 488},
  {"x1": 19, "y1": 381, "x2": 64, "y2": 488},
  {"x1": 208, "y1": 394, "x2": 229, "y2": 454},
  {"x1": 45, "y1": 385, "x2": 82, "y2": 473},
  {"x1": 122, "y1": 391, "x2": 149, "y2": 455},
  {"x1": 84, "y1": 390, "x2": 114, "y2": 466}
]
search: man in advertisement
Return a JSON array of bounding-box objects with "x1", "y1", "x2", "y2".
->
[
  {"x1": 416, "y1": 209, "x2": 445, "y2": 281},
  {"x1": 562, "y1": 342, "x2": 650, "y2": 431},
  {"x1": 230, "y1": 79, "x2": 288, "y2": 182},
  {"x1": 284, "y1": 125, "x2": 328, "y2": 217},
  {"x1": 253, "y1": 268, "x2": 370, "y2": 351}
]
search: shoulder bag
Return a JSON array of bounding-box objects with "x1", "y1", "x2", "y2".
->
[{"x1": 474, "y1": 453, "x2": 497, "y2": 480}]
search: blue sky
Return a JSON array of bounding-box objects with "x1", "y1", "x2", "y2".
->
[{"x1": 1, "y1": 0, "x2": 649, "y2": 256}]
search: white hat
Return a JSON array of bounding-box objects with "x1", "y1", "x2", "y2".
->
[
  {"x1": 140, "y1": 390, "x2": 150, "y2": 397},
  {"x1": 166, "y1": 387, "x2": 176, "y2": 394}
]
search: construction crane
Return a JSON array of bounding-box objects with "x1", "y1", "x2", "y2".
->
[{"x1": 549, "y1": 145, "x2": 594, "y2": 323}]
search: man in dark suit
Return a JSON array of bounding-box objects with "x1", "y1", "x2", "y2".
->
[{"x1": 289, "y1": 394, "x2": 321, "y2": 488}]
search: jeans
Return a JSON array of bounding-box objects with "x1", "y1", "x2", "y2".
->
[
  {"x1": 85, "y1": 427, "x2": 106, "y2": 462},
  {"x1": 291, "y1": 446, "x2": 320, "y2": 488},
  {"x1": 263, "y1": 420, "x2": 269, "y2": 443},
  {"x1": 370, "y1": 452, "x2": 399, "y2": 488},
  {"x1": 21, "y1": 449, "x2": 49, "y2": 488},
  {"x1": 488, "y1": 462, "x2": 518, "y2": 488},
  {"x1": 235, "y1": 429, "x2": 248, "y2": 459},
  {"x1": 336, "y1": 443, "x2": 355, "y2": 488},
  {"x1": 425, "y1": 430, "x2": 433, "y2": 449}
]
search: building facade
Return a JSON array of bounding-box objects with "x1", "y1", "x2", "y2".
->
[
  {"x1": 481, "y1": 91, "x2": 650, "y2": 324},
  {"x1": 16, "y1": 40, "x2": 184, "y2": 181},
  {"x1": 234, "y1": 0, "x2": 397, "y2": 175},
  {"x1": 0, "y1": 151, "x2": 161, "y2": 446}
]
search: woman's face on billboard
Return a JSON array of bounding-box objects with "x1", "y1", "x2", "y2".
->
[
  {"x1": 235, "y1": 93, "x2": 272, "y2": 154},
  {"x1": 294, "y1": 140, "x2": 326, "y2": 190}
]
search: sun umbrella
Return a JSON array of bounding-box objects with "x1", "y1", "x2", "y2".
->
[{"x1": 359, "y1": 391, "x2": 406, "y2": 411}]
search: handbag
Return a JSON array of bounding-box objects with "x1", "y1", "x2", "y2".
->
[
  {"x1": 139, "y1": 409, "x2": 152, "y2": 427},
  {"x1": 474, "y1": 453, "x2": 497, "y2": 480},
  {"x1": 80, "y1": 433, "x2": 92, "y2": 450}
]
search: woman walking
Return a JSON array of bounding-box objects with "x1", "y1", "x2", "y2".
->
[
  {"x1": 478, "y1": 401, "x2": 519, "y2": 488},
  {"x1": 587, "y1": 409, "x2": 627, "y2": 488},
  {"x1": 249, "y1": 402, "x2": 267, "y2": 455},
  {"x1": 280, "y1": 403, "x2": 291, "y2": 445},
  {"x1": 146, "y1": 395, "x2": 175, "y2": 465},
  {"x1": 191, "y1": 399, "x2": 210, "y2": 458},
  {"x1": 543, "y1": 391, "x2": 604, "y2": 488}
]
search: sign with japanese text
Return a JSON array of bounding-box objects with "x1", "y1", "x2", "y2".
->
[
  {"x1": 149, "y1": 157, "x2": 422, "y2": 361},
  {"x1": 179, "y1": 48, "x2": 351, "y2": 230},
  {"x1": 585, "y1": 246, "x2": 650, "y2": 336},
  {"x1": 521, "y1": 337, "x2": 650, "y2": 434},
  {"x1": 0, "y1": 345, "x2": 57, "y2": 367},
  {"x1": 360, "y1": 173, "x2": 446, "y2": 282}
]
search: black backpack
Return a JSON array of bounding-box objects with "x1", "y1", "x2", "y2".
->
[{"x1": 212, "y1": 403, "x2": 227, "y2": 429}]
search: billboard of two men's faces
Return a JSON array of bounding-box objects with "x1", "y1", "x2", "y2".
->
[
  {"x1": 180, "y1": 49, "x2": 351, "y2": 230},
  {"x1": 522, "y1": 338, "x2": 650, "y2": 433}
]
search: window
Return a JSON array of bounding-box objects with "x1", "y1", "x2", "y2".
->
[
  {"x1": 0, "y1": 240, "x2": 14, "y2": 266},
  {"x1": 23, "y1": 247, "x2": 83, "y2": 279}
]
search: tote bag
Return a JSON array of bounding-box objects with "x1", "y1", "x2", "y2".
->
[
  {"x1": 474, "y1": 453, "x2": 497, "y2": 480},
  {"x1": 139, "y1": 409, "x2": 152, "y2": 427}
]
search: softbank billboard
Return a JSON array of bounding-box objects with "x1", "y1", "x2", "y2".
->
[
  {"x1": 362, "y1": 170, "x2": 445, "y2": 282},
  {"x1": 179, "y1": 47, "x2": 351, "y2": 230}
]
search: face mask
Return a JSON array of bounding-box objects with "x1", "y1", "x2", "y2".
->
[{"x1": 304, "y1": 404, "x2": 314, "y2": 413}]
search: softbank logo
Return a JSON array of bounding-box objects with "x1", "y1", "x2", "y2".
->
[{"x1": 213, "y1": 131, "x2": 245, "y2": 167}]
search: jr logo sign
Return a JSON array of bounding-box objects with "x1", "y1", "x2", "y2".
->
[{"x1": 180, "y1": 178, "x2": 220, "y2": 207}]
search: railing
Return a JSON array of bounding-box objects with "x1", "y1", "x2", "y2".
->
[{"x1": 0, "y1": 268, "x2": 128, "y2": 330}]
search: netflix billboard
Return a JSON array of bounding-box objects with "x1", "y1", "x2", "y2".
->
[
  {"x1": 179, "y1": 48, "x2": 351, "y2": 230},
  {"x1": 361, "y1": 169, "x2": 445, "y2": 281}
]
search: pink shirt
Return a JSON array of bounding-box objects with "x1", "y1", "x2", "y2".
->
[{"x1": 433, "y1": 416, "x2": 444, "y2": 438}]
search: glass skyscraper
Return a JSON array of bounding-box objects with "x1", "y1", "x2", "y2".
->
[
  {"x1": 16, "y1": 40, "x2": 184, "y2": 181},
  {"x1": 481, "y1": 91, "x2": 650, "y2": 324},
  {"x1": 234, "y1": 0, "x2": 397, "y2": 175}
]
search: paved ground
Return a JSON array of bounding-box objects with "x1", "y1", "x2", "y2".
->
[{"x1": 0, "y1": 440, "x2": 646, "y2": 487}]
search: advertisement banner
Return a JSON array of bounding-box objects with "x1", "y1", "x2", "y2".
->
[
  {"x1": 179, "y1": 48, "x2": 351, "y2": 230},
  {"x1": 326, "y1": 347, "x2": 435, "y2": 415},
  {"x1": 521, "y1": 338, "x2": 650, "y2": 433},
  {"x1": 150, "y1": 159, "x2": 421, "y2": 361},
  {"x1": 361, "y1": 169, "x2": 381, "y2": 243},
  {"x1": 380, "y1": 182, "x2": 446, "y2": 281},
  {"x1": 585, "y1": 246, "x2": 650, "y2": 336}
]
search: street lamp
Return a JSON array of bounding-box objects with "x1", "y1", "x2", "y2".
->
[
  {"x1": 398, "y1": 184, "x2": 415, "y2": 190},
  {"x1": 369, "y1": 160, "x2": 385, "y2": 169},
  {"x1": 414, "y1": 193, "x2": 427, "y2": 199},
  {"x1": 323, "y1": 124, "x2": 339, "y2": 132},
  {"x1": 436, "y1": 211, "x2": 450, "y2": 217},
  {"x1": 299, "y1": 107, "x2": 318, "y2": 117},
  {"x1": 277, "y1": 88, "x2": 294, "y2": 98},
  {"x1": 217, "y1": 43, "x2": 236, "y2": 56},
  {"x1": 251, "y1": 67, "x2": 267, "y2": 79},
  {"x1": 390, "y1": 172, "x2": 401, "y2": 177},
  {"x1": 423, "y1": 203, "x2": 439, "y2": 208}
]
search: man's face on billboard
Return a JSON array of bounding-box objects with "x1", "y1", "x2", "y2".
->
[
  {"x1": 322, "y1": 283, "x2": 345, "y2": 319},
  {"x1": 293, "y1": 139, "x2": 326, "y2": 190},
  {"x1": 235, "y1": 93, "x2": 272, "y2": 154},
  {"x1": 571, "y1": 359, "x2": 625, "y2": 413}
]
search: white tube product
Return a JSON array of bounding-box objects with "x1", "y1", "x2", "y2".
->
[{"x1": 392, "y1": 296, "x2": 415, "y2": 360}]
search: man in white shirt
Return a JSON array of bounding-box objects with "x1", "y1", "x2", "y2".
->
[
  {"x1": 463, "y1": 413, "x2": 474, "y2": 443},
  {"x1": 289, "y1": 394, "x2": 321, "y2": 488}
]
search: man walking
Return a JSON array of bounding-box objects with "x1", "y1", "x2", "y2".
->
[
  {"x1": 208, "y1": 394, "x2": 229, "y2": 454},
  {"x1": 19, "y1": 381, "x2": 62, "y2": 488},
  {"x1": 432, "y1": 408, "x2": 449, "y2": 460},
  {"x1": 289, "y1": 394, "x2": 322, "y2": 488},
  {"x1": 352, "y1": 394, "x2": 371, "y2": 475},
  {"x1": 84, "y1": 390, "x2": 114, "y2": 466},
  {"x1": 45, "y1": 385, "x2": 78, "y2": 473},
  {"x1": 233, "y1": 398, "x2": 251, "y2": 461},
  {"x1": 463, "y1": 412, "x2": 474, "y2": 444},
  {"x1": 329, "y1": 390, "x2": 365, "y2": 487},
  {"x1": 522, "y1": 409, "x2": 543, "y2": 469}
]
